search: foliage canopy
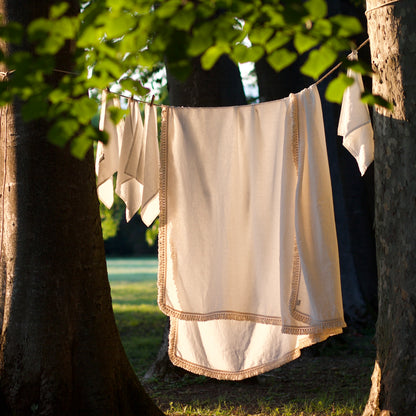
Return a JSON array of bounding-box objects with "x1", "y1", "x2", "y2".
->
[{"x1": 0, "y1": 0, "x2": 376, "y2": 158}]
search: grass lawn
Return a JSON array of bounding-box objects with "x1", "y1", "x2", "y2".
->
[
  {"x1": 108, "y1": 257, "x2": 166, "y2": 377},
  {"x1": 108, "y1": 257, "x2": 374, "y2": 416}
]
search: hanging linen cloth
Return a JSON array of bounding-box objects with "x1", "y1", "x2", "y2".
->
[
  {"x1": 123, "y1": 103, "x2": 160, "y2": 226},
  {"x1": 95, "y1": 94, "x2": 159, "y2": 225},
  {"x1": 338, "y1": 50, "x2": 374, "y2": 176},
  {"x1": 158, "y1": 84, "x2": 346, "y2": 380},
  {"x1": 95, "y1": 91, "x2": 124, "y2": 209}
]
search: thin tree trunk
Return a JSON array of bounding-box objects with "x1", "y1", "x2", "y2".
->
[
  {"x1": 0, "y1": 1, "x2": 164, "y2": 414},
  {"x1": 364, "y1": 1, "x2": 416, "y2": 414}
]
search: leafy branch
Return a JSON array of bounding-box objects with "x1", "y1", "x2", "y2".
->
[{"x1": 0, "y1": 0, "x2": 389, "y2": 158}]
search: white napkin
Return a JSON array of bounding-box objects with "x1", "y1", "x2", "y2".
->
[{"x1": 338, "y1": 51, "x2": 374, "y2": 176}]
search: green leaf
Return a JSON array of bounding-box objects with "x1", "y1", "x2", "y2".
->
[
  {"x1": 201, "y1": 44, "x2": 230, "y2": 70},
  {"x1": 188, "y1": 31, "x2": 214, "y2": 57},
  {"x1": 300, "y1": 45, "x2": 338, "y2": 79},
  {"x1": 71, "y1": 97, "x2": 98, "y2": 125},
  {"x1": 282, "y1": 3, "x2": 307, "y2": 25},
  {"x1": 119, "y1": 79, "x2": 150, "y2": 97},
  {"x1": 330, "y1": 15, "x2": 363, "y2": 37},
  {"x1": 104, "y1": 14, "x2": 136, "y2": 39},
  {"x1": 325, "y1": 73, "x2": 354, "y2": 103},
  {"x1": 361, "y1": 92, "x2": 393, "y2": 110},
  {"x1": 294, "y1": 32, "x2": 319, "y2": 54},
  {"x1": 304, "y1": 0, "x2": 327, "y2": 19},
  {"x1": 48, "y1": 88, "x2": 70, "y2": 104},
  {"x1": 156, "y1": 0, "x2": 182, "y2": 19},
  {"x1": 232, "y1": 44, "x2": 264, "y2": 63},
  {"x1": 249, "y1": 27, "x2": 274, "y2": 45},
  {"x1": 70, "y1": 126, "x2": 95, "y2": 159},
  {"x1": 267, "y1": 48, "x2": 297, "y2": 73},
  {"x1": 0, "y1": 22, "x2": 24, "y2": 44},
  {"x1": 170, "y1": 9, "x2": 196, "y2": 31},
  {"x1": 49, "y1": 2, "x2": 69, "y2": 19},
  {"x1": 21, "y1": 95, "x2": 49, "y2": 121},
  {"x1": 310, "y1": 18, "x2": 332, "y2": 37},
  {"x1": 48, "y1": 118, "x2": 79, "y2": 147},
  {"x1": 265, "y1": 32, "x2": 291, "y2": 53},
  {"x1": 108, "y1": 106, "x2": 127, "y2": 125},
  {"x1": 345, "y1": 59, "x2": 373, "y2": 75}
]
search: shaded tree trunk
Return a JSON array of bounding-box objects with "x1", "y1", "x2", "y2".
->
[
  {"x1": 0, "y1": 1, "x2": 163, "y2": 414},
  {"x1": 364, "y1": 1, "x2": 416, "y2": 415},
  {"x1": 144, "y1": 55, "x2": 246, "y2": 381}
]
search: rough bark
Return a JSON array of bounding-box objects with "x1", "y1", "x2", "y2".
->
[
  {"x1": 0, "y1": 1, "x2": 164, "y2": 414},
  {"x1": 144, "y1": 56, "x2": 246, "y2": 380},
  {"x1": 364, "y1": 1, "x2": 416, "y2": 415}
]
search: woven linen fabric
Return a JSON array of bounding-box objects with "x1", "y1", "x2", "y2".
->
[
  {"x1": 158, "y1": 85, "x2": 346, "y2": 380},
  {"x1": 96, "y1": 97, "x2": 159, "y2": 226},
  {"x1": 95, "y1": 92, "x2": 124, "y2": 209},
  {"x1": 124, "y1": 103, "x2": 160, "y2": 226},
  {"x1": 338, "y1": 51, "x2": 374, "y2": 176},
  {"x1": 115, "y1": 100, "x2": 144, "y2": 222}
]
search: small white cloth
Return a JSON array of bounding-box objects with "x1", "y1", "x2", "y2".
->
[
  {"x1": 95, "y1": 91, "x2": 124, "y2": 209},
  {"x1": 95, "y1": 94, "x2": 159, "y2": 226},
  {"x1": 115, "y1": 100, "x2": 144, "y2": 222},
  {"x1": 158, "y1": 85, "x2": 346, "y2": 380},
  {"x1": 338, "y1": 52, "x2": 374, "y2": 176},
  {"x1": 124, "y1": 103, "x2": 160, "y2": 226}
]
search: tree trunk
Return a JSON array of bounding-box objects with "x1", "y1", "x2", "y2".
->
[
  {"x1": 364, "y1": 1, "x2": 416, "y2": 414},
  {"x1": 0, "y1": 1, "x2": 163, "y2": 414},
  {"x1": 144, "y1": 55, "x2": 246, "y2": 381}
]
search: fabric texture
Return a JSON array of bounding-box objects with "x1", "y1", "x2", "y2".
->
[
  {"x1": 115, "y1": 100, "x2": 144, "y2": 222},
  {"x1": 158, "y1": 85, "x2": 346, "y2": 380},
  {"x1": 124, "y1": 103, "x2": 160, "y2": 226},
  {"x1": 95, "y1": 91, "x2": 124, "y2": 209},
  {"x1": 338, "y1": 51, "x2": 374, "y2": 176},
  {"x1": 95, "y1": 96, "x2": 159, "y2": 225}
]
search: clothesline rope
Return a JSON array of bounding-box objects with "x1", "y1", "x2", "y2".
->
[{"x1": 365, "y1": 0, "x2": 400, "y2": 15}]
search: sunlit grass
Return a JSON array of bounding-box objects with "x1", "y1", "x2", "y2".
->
[
  {"x1": 165, "y1": 396, "x2": 365, "y2": 416},
  {"x1": 108, "y1": 257, "x2": 165, "y2": 376}
]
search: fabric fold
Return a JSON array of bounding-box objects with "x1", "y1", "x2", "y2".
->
[
  {"x1": 338, "y1": 51, "x2": 374, "y2": 176},
  {"x1": 95, "y1": 90, "x2": 124, "y2": 209},
  {"x1": 95, "y1": 96, "x2": 160, "y2": 226},
  {"x1": 124, "y1": 103, "x2": 160, "y2": 226},
  {"x1": 115, "y1": 100, "x2": 144, "y2": 222}
]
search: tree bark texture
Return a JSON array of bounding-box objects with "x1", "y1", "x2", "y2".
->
[
  {"x1": 0, "y1": 1, "x2": 164, "y2": 414},
  {"x1": 364, "y1": 1, "x2": 416, "y2": 415}
]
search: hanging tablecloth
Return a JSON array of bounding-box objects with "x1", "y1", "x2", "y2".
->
[{"x1": 157, "y1": 84, "x2": 346, "y2": 380}]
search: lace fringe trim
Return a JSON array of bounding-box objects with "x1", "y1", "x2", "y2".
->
[
  {"x1": 157, "y1": 106, "x2": 169, "y2": 313},
  {"x1": 168, "y1": 318, "x2": 343, "y2": 381}
]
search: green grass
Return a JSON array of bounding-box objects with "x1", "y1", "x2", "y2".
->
[{"x1": 108, "y1": 257, "x2": 166, "y2": 376}]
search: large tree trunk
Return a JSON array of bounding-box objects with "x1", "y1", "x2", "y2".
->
[
  {"x1": 144, "y1": 55, "x2": 246, "y2": 381},
  {"x1": 0, "y1": 1, "x2": 163, "y2": 414},
  {"x1": 364, "y1": 1, "x2": 416, "y2": 415}
]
